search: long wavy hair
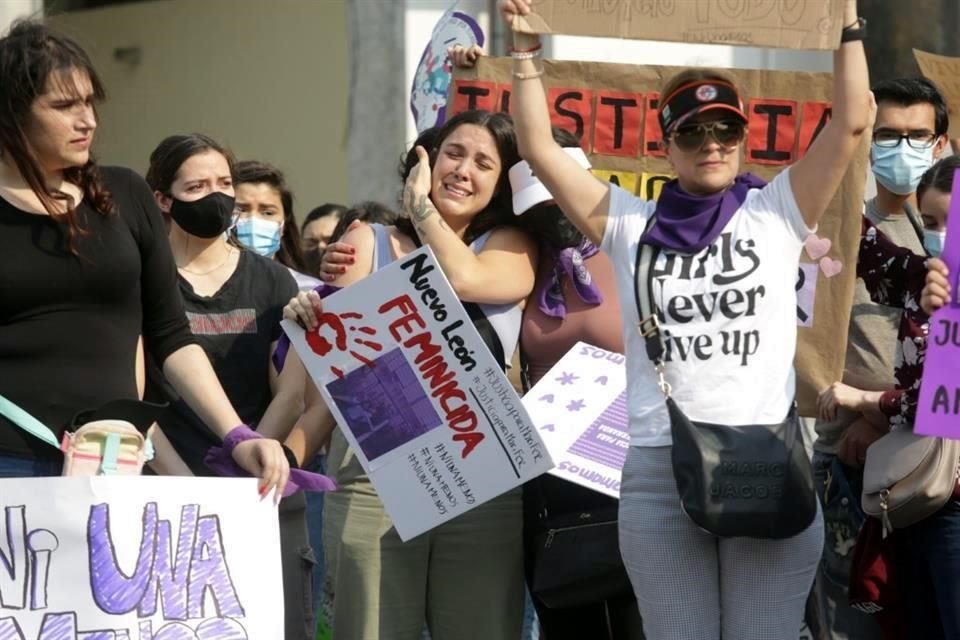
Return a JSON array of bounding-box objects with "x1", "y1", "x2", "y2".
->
[
  {"x1": 0, "y1": 20, "x2": 115, "y2": 254},
  {"x1": 396, "y1": 110, "x2": 521, "y2": 245}
]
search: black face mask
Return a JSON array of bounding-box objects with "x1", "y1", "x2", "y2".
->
[{"x1": 168, "y1": 191, "x2": 236, "y2": 238}]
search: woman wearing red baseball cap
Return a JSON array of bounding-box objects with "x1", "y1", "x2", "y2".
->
[{"x1": 499, "y1": 0, "x2": 872, "y2": 638}]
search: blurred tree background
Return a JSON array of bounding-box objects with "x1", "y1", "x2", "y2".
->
[{"x1": 861, "y1": 0, "x2": 960, "y2": 80}]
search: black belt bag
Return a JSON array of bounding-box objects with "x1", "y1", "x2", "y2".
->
[{"x1": 633, "y1": 233, "x2": 816, "y2": 539}]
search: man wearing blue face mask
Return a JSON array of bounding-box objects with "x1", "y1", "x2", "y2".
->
[{"x1": 811, "y1": 76, "x2": 949, "y2": 640}]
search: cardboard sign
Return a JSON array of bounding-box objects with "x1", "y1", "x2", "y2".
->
[
  {"x1": 914, "y1": 49, "x2": 960, "y2": 138},
  {"x1": 0, "y1": 476, "x2": 282, "y2": 639},
  {"x1": 449, "y1": 57, "x2": 868, "y2": 417},
  {"x1": 512, "y1": 0, "x2": 844, "y2": 51},
  {"x1": 915, "y1": 169, "x2": 960, "y2": 438},
  {"x1": 522, "y1": 342, "x2": 628, "y2": 498},
  {"x1": 410, "y1": 4, "x2": 484, "y2": 134},
  {"x1": 282, "y1": 246, "x2": 552, "y2": 540}
]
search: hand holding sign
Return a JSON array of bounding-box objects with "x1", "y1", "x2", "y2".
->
[{"x1": 921, "y1": 258, "x2": 953, "y2": 315}]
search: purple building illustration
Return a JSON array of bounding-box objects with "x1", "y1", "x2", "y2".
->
[{"x1": 327, "y1": 347, "x2": 442, "y2": 461}]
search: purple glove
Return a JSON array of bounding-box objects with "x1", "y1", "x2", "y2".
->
[{"x1": 205, "y1": 425, "x2": 337, "y2": 497}]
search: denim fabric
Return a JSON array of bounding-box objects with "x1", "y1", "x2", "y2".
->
[
  {"x1": 896, "y1": 498, "x2": 960, "y2": 640},
  {"x1": 811, "y1": 452, "x2": 882, "y2": 640},
  {"x1": 0, "y1": 453, "x2": 61, "y2": 478}
]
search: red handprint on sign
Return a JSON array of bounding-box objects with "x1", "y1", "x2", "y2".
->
[{"x1": 305, "y1": 311, "x2": 383, "y2": 378}]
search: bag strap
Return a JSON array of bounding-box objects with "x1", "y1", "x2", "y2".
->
[
  {"x1": 631, "y1": 218, "x2": 672, "y2": 398},
  {"x1": 0, "y1": 393, "x2": 60, "y2": 449}
]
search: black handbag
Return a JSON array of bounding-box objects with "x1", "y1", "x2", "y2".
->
[
  {"x1": 519, "y1": 351, "x2": 634, "y2": 609},
  {"x1": 530, "y1": 504, "x2": 633, "y2": 609},
  {"x1": 633, "y1": 235, "x2": 816, "y2": 539}
]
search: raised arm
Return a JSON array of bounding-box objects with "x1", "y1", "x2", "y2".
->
[
  {"x1": 501, "y1": 0, "x2": 610, "y2": 245},
  {"x1": 788, "y1": 0, "x2": 872, "y2": 228}
]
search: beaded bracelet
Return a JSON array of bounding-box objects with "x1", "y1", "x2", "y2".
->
[
  {"x1": 510, "y1": 47, "x2": 543, "y2": 61},
  {"x1": 512, "y1": 67, "x2": 545, "y2": 80}
]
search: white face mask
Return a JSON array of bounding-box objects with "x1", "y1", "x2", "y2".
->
[{"x1": 923, "y1": 229, "x2": 946, "y2": 257}]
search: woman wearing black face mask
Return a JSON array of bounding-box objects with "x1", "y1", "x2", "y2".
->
[
  {"x1": 0, "y1": 21, "x2": 287, "y2": 494},
  {"x1": 144, "y1": 134, "x2": 317, "y2": 640}
]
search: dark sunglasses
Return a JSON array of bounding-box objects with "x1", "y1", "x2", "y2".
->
[{"x1": 669, "y1": 120, "x2": 746, "y2": 152}]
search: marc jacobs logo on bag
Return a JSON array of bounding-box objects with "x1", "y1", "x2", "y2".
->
[
  {"x1": 709, "y1": 481, "x2": 784, "y2": 500},
  {"x1": 720, "y1": 462, "x2": 785, "y2": 477}
]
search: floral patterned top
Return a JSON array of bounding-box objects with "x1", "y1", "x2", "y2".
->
[{"x1": 857, "y1": 219, "x2": 930, "y2": 429}]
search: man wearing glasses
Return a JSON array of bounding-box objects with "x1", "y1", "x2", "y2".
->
[{"x1": 811, "y1": 77, "x2": 949, "y2": 640}]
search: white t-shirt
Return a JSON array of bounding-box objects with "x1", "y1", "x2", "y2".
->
[{"x1": 601, "y1": 169, "x2": 813, "y2": 447}]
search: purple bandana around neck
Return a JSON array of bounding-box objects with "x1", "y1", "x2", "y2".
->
[
  {"x1": 642, "y1": 173, "x2": 767, "y2": 254},
  {"x1": 537, "y1": 238, "x2": 603, "y2": 318}
]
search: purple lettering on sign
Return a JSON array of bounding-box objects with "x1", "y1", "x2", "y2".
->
[
  {"x1": 88, "y1": 503, "x2": 244, "y2": 622},
  {"x1": 916, "y1": 168, "x2": 960, "y2": 438}
]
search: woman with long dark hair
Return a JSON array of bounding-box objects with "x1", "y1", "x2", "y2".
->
[
  {"x1": 0, "y1": 21, "x2": 287, "y2": 491},
  {"x1": 284, "y1": 109, "x2": 537, "y2": 640}
]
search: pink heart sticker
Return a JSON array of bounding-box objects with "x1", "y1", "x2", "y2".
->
[
  {"x1": 819, "y1": 257, "x2": 843, "y2": 278},
  {"x1": 804, "y1": 234, "x2": 832, "y2": 260}
]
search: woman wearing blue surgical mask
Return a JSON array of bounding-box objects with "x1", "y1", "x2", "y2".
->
[
  {"x1": 916, "y1": 155, "x2": 956, "y2": 257},
  {"x1": 234, "y1": 160, "x2": 320, "y2": 292}
]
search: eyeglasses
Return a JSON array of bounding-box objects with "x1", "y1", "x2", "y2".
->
[
  {"x1": 669, "y1": 120, "x2": 746, "y2": 152},
  {"x1": 872, "y1": 130, "x2": 939, "y2": 150}
]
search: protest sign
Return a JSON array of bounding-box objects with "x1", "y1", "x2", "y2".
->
[
  {"x1": 915, "y1": 169, "x2": 960, "y2": 438},
  {"x1": 410, "y1": 3, "x2": 484, "y2": 135},
  {"x1": 0, "y1": 476, "x2": 282, "y2": 639},
  {"x1": 914, "y1": 49, "x2": 960, "y2": 138},
  {"x1": 449, "y1": 57, "x2": 869, "y2": 416},
  {"x1": 282, "y1": 246, "x2": 552, "y2": 541},
  {"x1": 511, "y1": 0, "x2": 844, "y2": 50},
  {"x1": 522, "y1": 342, "x2": 627, "y2": 498}
]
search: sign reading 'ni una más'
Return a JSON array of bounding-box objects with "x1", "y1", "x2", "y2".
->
[{"x1": 0, "y1": 476, "x2": 283, "y2": 639}]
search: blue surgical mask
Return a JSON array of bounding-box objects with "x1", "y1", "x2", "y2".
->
[
  {"x1": 871, "y1": 142, "x2": 935, "y2": 196},
  {"x1": 235, "y1": 217, "x2": 282, "y2": 257},
  {"x1": 923, "y1": 229, "x2": 946, "y2": 257}
]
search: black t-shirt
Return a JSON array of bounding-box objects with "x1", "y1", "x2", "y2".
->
[
  {"x1": 0, "y1": 166, "x2": 196, "y2": 460},
  {"x1": 146, "y1": 251, "x2": 298, "y2": 475}
]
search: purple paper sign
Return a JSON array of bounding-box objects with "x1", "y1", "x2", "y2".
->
[
  {"x1": 915, "y1": 169, "x2": 960, "y2": 437},
  {"x1": 567, "y1": 392, "x2": 629, "y2": 470},
  {"x1": 410, "y1": 4, "x2": 484, "y2": 135}
]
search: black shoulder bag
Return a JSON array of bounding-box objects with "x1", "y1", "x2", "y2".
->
[
  {"x1": 520, "y1": 348, "x2": 633, "y2": 609},
  {"x1": 633, "y1": 236, "x2": 816, "y2": 539}
]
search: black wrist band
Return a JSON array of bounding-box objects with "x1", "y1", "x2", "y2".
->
[{"x1": 841, "y1": 17, "x2": 867, "y2": 43}]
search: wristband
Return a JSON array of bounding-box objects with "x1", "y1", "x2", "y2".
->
[
  {"x1": 512, "y1": 67, "x2": 545, "y2": 80},
  {"x1": 510, "y1": 48, "x2": 542, "y2": 61},
  {"x1": 840, "y1": 17, "x2": 866, "y2": 43},
  {"x1": 222, "y1": 424, "x2": 261, "y2": 454},
  {"x1": 509, "y1": 43, "x2": 542, "y2": 54}
]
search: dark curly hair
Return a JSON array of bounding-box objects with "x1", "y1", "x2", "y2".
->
[
  {"x1": 0, "y1": 20, "x2": 114, "y2": 255},
  {"x1": 396, "y1": 110, "x2": 520, "y2": 245}
]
